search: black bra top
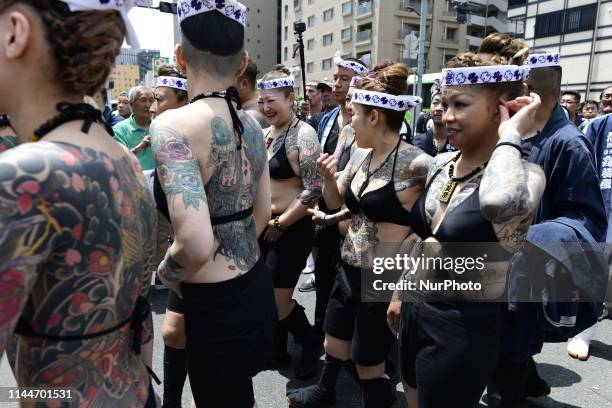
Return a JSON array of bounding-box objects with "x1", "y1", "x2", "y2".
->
[
  {"x1": 344, "y1": 137, "x2": 418, "y2": 227},
  {"x1": 338, "y1": 138, "x2": 355, "y2": 171},
  {"x1": 410, "y1": 161, "x2": 511, "y2": 261},
  {"x1": 268, "y1": 118, "x2": 300, "y2": 180},
  {"x1": 154, "y1": 169, "x2": 253, "y2": 225}
]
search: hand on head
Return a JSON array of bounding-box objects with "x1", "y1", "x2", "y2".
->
[{"x1": 498, "y1": 92, "x2": 542, "y2": 140}]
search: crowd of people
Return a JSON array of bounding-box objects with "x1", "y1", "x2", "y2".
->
[{"x1": 0, "y1": 1, "x2": 610, "y2": 408}]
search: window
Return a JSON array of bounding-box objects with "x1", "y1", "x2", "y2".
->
[
  {"x1": 342, "y1": 1, "x2": 353, "y2": 16},
  {"x1": 564, "y1": 5, "x2": 597, "y2": 34},
  {"x1": 307, "y1": 62, "x2": 315, "y2": 73},
  {"x1": 356, "y1": 23, "x2": 372, "y2": 42},
  {"x1": 356, "y1": 0, "x2": 373, "y2": 16},
  {"x1": 508, "y1": 0, "x2": 526, "y2": 7},
  {"x1": 323, "y1": 33, "x2": 333, "y2": 46},
  {"x1": 341, "y1": 27, "x2": 352, "y2": 42},
  {"x1": 307, "y1": 38, "x2": 315, "y2": 49},
  {"x1": 322, "y1": 58, "x2": 333, "y2": 70},
  {"x1": 284, "y1": 4, "x2": 289, "y2": 17},
  {"x1": 307, "y1": 15, "x2": 315, "y2": 27},
  {"x1": 284, "y1": 26, "x2": 288, "y2": 40},
  {"x1": 293, "y1": 0, "x2": 300, "y2": 10},
  {"x1": 284, "y1": 47, "x2": 288, "y2": 61},
  {"x1": 446, "y1": 27, "x2": 457, "y2": 41},
  {"x1": 535, "y1": 5, "x2": 596, "y2": 38},
  {"x1": 535, "y1": 10, "x2": 563, "y2": 38},
  {"x1": 323, "y1": 8, "x2": 334, "y2": 22}
]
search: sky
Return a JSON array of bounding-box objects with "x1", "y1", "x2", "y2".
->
[{"x1": 127, "y1": 5, "x2": 177, "y2": 58}]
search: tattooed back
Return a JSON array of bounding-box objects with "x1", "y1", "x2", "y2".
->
[
  {"x1": 0, "y1": 140, "x2": 157, "y2": 406},
  {"x1": 151, "y1": 99, "x2": 269, "y2": 281}
]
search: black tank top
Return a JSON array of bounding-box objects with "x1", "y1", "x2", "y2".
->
[
  {"x1": 268, "y1": 118, "x2": 299, "y2": 180},
  {"x1": 410, "y1": 161, "x2": 511, "y2": 261},
  {"x1": 344, "y1": 137, "x2": 418, "y2": 227}
]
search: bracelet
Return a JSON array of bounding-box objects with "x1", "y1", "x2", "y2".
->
[
  {"x1": 0, "y1": 115, "x2": 10, "y2": 128},
  {"x1": 495, "y1": 142, "x2": 524, "y2": 156},
  {"x1": 273, "y1": 216, "x2": 287, "y2": 232}
]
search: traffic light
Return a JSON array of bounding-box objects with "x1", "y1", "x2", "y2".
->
[{"x1": 159, "y1": 1, "x2": 177, "y2": 14}]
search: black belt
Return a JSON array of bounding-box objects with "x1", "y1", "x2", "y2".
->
[{"x1": 211, "y1": 207, "x2": 253, "y2": 225}]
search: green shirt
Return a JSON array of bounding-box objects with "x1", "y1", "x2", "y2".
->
[{"x1": 112, "y1": 115, "x2": 155, "y2": 171}]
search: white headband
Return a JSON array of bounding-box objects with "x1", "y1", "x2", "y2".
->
[
  {"x1": 442, "y1": 65, "x2": 529, "y2": 87},
  {"x1": 155, "y1": 76, "x2": 188, "y2": 92},
  {"x1": 351, "y1": 90, "x2": 422, "y2": 111},
  {"x1": 524, "y1": 52, "x2": 560, "y2": 68},
  {"x1": 60, "y1": 0, "x2": 139, "y2": 47},
  {"x1": 334, "y1": 51, "x2": 368, "y2": 75},
  {"x1": 177, "y1": 0, "x2": 247, "y2": 27},
  {"x1": 257, "y1": 77, "x2": 295, "y2": 90}
]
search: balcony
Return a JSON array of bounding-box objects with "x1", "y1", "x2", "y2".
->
[
  {"x1": 468, "y1": 0, "x2": 508, "y2": 12},
  {"x1": 356, "y1": 1, "x2": 373, "y2": 18},
  {"x1": 468, "y1": 14, "x2": 510, "y2": 33},
  {"x1": 355, "y1": 29, "x2": 373, "y2": 44},
  {"x1": 509, "y1": 0, "x2": 527, "y2": 7},
  {"x1": 399, "y1": 0, "x2": 421, "y2": 12},
  {"x1": 466, "y1": 35, "x2": 483, "y2": 48}
]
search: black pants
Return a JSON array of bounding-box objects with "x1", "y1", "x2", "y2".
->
[
  {"x1": 400, "y1": 301, "x2": 502, "y2": 408},
  {"x1": 313, "y1": 225, "x2": 342, "y2": 339}
]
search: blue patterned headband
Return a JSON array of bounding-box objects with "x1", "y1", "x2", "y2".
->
[
  {"x1": 59, "y1": 0, "x2": 139, "y2": 47},
  {"x1": 351, "y1": 90, "x2": 422, "y2": 111},
  {"x1": 257, "y1": 77, "x2": 295, "y2": 90},
  {"x1": 334, "y1": 52, "x2": 368, "y2": 75},
  {"x1": 155, "y1": 76, "x2": 188, "y2": 92},
  {"x1": 524, "y1": 52, "x2": 560, "y2": 68},
  {"x1": 177, "y1": 0, "x2": 247, "y2": 27},
  {"x1": 442, "y1": 65, "x2": 529, "y2": 87}
]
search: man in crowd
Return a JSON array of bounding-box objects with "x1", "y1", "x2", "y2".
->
[
  {"x1": 236, "y1": 58, "x2": 267, "y2": 128},
  {"x1": 493, "y1": 52, "x2": 607, "y2": 408},
  {"x1": 114, "y1": 92, "x2": 132, "y2": 121},
  {"x1": 579, "y1": 99, "x2": 600, "y2": 132},
  {"x1": 600, "y1": 85, "x2": 612, "y2": 115},
  {"x1": 560, "y1": 90, "x2": 584, "y2": 127},
  {"x1": 112, "y1": 86, "x2": 155, "y2": 171},
  {"x1": 411, "y1": 89, "x2": 456, "y2": 156},
  {"x1": 318, "y1": 79, "x2": 334, "y2": 112}
]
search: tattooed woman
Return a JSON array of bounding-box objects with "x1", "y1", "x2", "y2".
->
[
  {"x1": 287, "y1": 63, "x2": 432, "y2": 408},
  {"x1": 257, "y1": 65, "x2": 323, "y2": 379},
  {"x1": 151, "y1": 1, "x2": 275, "y2": 407},
  {"x1": 389, "y1": 53, "x2": 546, "y2": 408},
  {"x1": 148, "y1": 65, "x2": 192, "y2": 408},
  {"x1": 0, "y1": 1, "x2": 160, "y2": 407}
]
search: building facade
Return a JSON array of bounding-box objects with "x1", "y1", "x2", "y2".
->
[
  {"x1": 508, "y1": 0, "x2": 612, "y2": 100},
  {"x1": 279, "y1": 0, "x2": 513, "y2": 83},
  {"x1": 109, "y1": 64, "x2": 141, "y2": 97},
  {"x1": 242, "y1": 0, "x2": 280, "y2": 73}
]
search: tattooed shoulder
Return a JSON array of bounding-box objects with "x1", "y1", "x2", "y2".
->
[
  {"x1": 151, "y1": 124, "x2": 207, "y2": 210},
  {"x1": 395, "y1": 147, "x2": 433, "y2": 192}
]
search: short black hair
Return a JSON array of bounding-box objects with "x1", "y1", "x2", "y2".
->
[
  {"x1": 562, "y1": 90, "x2": 581, "y2": 103},
  {"x1": 180, "y1": 11, "x2": 244, "y2": 76},
  {"x1": 239, "y1": 59, "x2": 259, "y2": 91}
]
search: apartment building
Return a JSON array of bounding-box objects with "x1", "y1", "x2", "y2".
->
[
  {"x1": 280, "y1": 0, "x2": 514, "y2": 85},
  {"x1": 508, "y1": 0, "x2": 612, "y2": 99},
  {"x1": 243, "y1": 0, "x2": 280, "y2": 73},
  {"x1": 109, "y1": 64, "x2": 141, "y2": 97}
]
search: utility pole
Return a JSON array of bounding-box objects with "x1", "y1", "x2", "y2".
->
[{"x1": 414, "y1": 0, "x2": 429, "y2": 131}]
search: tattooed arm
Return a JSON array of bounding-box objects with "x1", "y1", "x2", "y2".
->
[
  {"x1": 275, "y1": 123, "x2": 323, "y2": 228},
  {"x1": 151, "y1": 120, "x2": 214, "y2": 285},
  {"x1": 308, "y1": 207, "x2": 353, "y2": 225},
  {"x1": 394, "y1": 147, "x2": 433, "y2": 211},
  {"x1": 0, "y1": 147, "x2": 52, "y2": 357}
]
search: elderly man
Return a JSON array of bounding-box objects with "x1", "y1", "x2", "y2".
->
[{"x1": 113, "y1": 86, "x2": 155, "y2": 171}]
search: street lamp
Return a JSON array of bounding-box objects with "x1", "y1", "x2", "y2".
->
[{"x1": 402, "y1": 1, "x2": 428, "y2": 132}]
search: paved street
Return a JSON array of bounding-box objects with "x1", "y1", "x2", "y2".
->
[{"x1": 1, "y1": 272, "x2": 611, "y2": 407}]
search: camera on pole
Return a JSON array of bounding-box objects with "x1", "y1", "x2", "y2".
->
[{"x1": 293, "y1": 21, "x2": 308, "y2": 104}]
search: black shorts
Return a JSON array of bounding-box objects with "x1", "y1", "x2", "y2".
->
[
  {"x1": 324, "y1": 259, "x2": 393, "y2": 367},
  {"x1": 181, "y1": 259, "x2": 276, "y2": 380},
  {"x1": 259, "y1": 215, "x2": 314, "y2": 289},
  {"x1": 166, "y1": 290, "x2": 184, "y2": 314},
  {"x1": 399, "y1": 301, "x2": 502, "y2": 408}
]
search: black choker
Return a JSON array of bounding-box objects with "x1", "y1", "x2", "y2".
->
[
  {"x1": 190, "y1": 86, "x2": 244, "y2": 150},
  {"x1": 33, "y1": 102, "x2": 112, "y2": 141}
]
